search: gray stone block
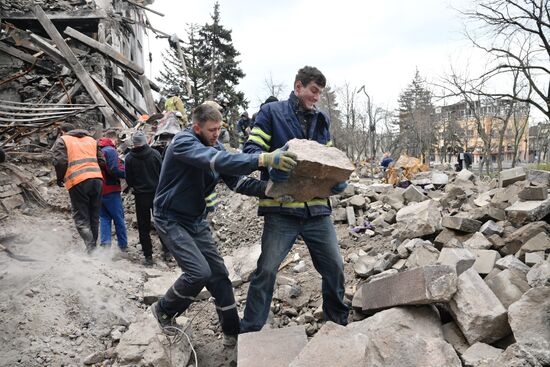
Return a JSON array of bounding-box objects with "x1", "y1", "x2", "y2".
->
[
  {"x1": 499, "y1": 167, "x2": 526, "y2": 187},
  {"x1": 361, "y1": 265, "x2": 457, "y2": 312},
  {"x1": 505, "y1": 198, "x2": 550, "y2": 225},
  {"x1": 437, "y1": 248, "x2": 475, "y2": 275},
  {"x1": 441, "y1": 216, "x2": 482, "y2": 233},
  {"x1": 462, "y1": 342, "x2": 503, "y2": 367},
  {"x1": 238, "y1": 325, "x2": 308, "y2": 367},
  {"x1": 525, "y1": 251, "x2": 545, "y2": 266},
  {"x1": 442, "y1": 322, "x2": 469, "y2": 355},
  {"x1": 403, "y1": 185, "x2": 427, "y2": 203},
  {"x1": 485, "y1": 269, "x2": 530, "y2": 309},
  {"x1": 395, "y1": 199, "x2": 442, "y2": 239},
  {"x1": 473, "y1": 249, "x2": 501, "y2": 275},
  {"x1": 518, "y1": 186, "x2": 548, "y2": 201},
  {"x1": 480, "y1": 220, "x2": 504, "y2": 236},
  {"x1": 448, "y1": 268, "x2": 510, "y2": 344}
]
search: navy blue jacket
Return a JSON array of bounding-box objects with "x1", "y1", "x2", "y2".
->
[
  {"x1": 154, "y1": 129, "x2": 266, "y2": 231},
  {"x1": 243, "y1": 92, "x2": 333, "y2": 218}
]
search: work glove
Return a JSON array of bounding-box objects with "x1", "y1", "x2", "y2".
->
[
  {"x1": 274, "y1": 195, "x2": 294, "y2": 203},
  {"x1": 269, "y1": 168, "x2": 290, "y2": 183},
  {"x1": 331, "y1": 181, "x2": 348, "y2": 195},
  {"x1": 259, "y1": 144, "x2": 297, "y2": 172}
]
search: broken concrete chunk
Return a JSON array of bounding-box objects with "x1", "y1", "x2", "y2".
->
[
  {"x1": 503, "y1": 221, "x2": 550, "y2": 255},
  {"x1": 442, "y1": 321, "x2": 470, "y2": 355},
  {"x1": 479, "y1": 220, "x2": 504, "y2": 236},
  {"x1": 434, "y1": 228, "x2": 473, "y2": 249},
  {"x1": 462, "y1": 342, "x2": 503, "y2": 367},
  {"x1": 403, "y1": 185, "x2": 427, "y2": 203},
  {"x1": 406, "y1": 243, "x2": 440, "y2": 268},
  {"x1": 448, "y1": 268, "x2": 510, "y2": 344},
  {"x1": 265, "y1": 139, "x2": 354, "y2": 201},
  {"x1": 526, "y1": 261, "x2": 550, "y2": 288},
  {"x1": 485, "y1": 269, "x2": 530, "y2": 309},
  {"x1": 521, "y1": 231, "x2": 550, "y2": 253},
  {"x1": 441, "y1": 216, "x2": 482, "y2": 233},
  {"x1": 238, "y1": 325, "x2": 308, "y2": 367},
  {"x1": 457, "y1": 169, "x2": 475, "y2": 182},
  {"x1": 505, "y1": 198, "x2": 550, "y2": 225},
  {"x1": 518, "y1": 186, "x2": 548, "y2": 201},
  {"x1": 395, "y1": 199, "x2": 442, "y2": 239},
  {"x1": 528, "y1": 170, "x2": 550, "y2": 187},
  {"x1": 499, "y1": 167, "x2": 526, "y2": 187},
  {"x1": 349, "y1": 195, "x2": 366, "y2": 208},
  {"x1": 463, "y1": 232, "x2": 493, "y2": 250},
  {"x1": 361, "y1": 265, "x2": 457, "y2": 312},
  {"x1": 525, "y1": 251, "x2": 545, "y2": 266},
  {"x1": 353, "y1": 255, "x2": 377, "y2": 278},
  {"x1": 495, "y1": 255, "x2": 531, "y2": 275},
  {"x1": 508, "y1": 287, "x2": 550, "y2": 365},
  {"x1": 346, "y1": 206, "x2": 356, "y2": 227},
  {"x1": 489, "y1": 344, "x2": 544, "y2": 367},
  {"x1": 473, "y1": 249, "x2": 501, "y2": 275},
  {"x1": 437, "y1": 248, "x2": 475, "y2": 275}
]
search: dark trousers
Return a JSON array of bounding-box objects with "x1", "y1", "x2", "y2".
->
[
  {"x1": 135, "y1": 193, "x2": 168, "y2": 257},
  {"x1": 154, "y1": 216, "x2": 239, "y2": 335},
  {"x1": 68, "y1": 178, "x2": 102, "y2": 251}
]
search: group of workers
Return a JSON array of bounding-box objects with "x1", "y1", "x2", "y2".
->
[{"x1": 51, "y1": 66, "x2": 349, "y2": 347}]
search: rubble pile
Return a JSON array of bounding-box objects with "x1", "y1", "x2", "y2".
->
[{"x1": 237, "y1": 166, "x2": 550, "y2": 367}]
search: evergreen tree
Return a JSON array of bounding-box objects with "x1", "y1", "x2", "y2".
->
[
  {"x1": 397, "y1": 70, "x2": 435, "y2": 162},
  {"x1": 317, "y1": 85, "x2": 343, "y2": 147}
]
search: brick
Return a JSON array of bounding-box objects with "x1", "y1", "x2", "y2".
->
[
  {"x1": 361, "y1": 265, "x2": 457, "y2": 312},
  {"x1": 238, "y1": 325, "x2": 307, "y2": 367}
]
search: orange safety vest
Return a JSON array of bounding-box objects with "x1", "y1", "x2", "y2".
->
[{"x1": 61, "y1": 135, "x2": 103, "y2": 190}]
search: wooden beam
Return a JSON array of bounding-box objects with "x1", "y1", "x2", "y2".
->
[
  {"x1": 32, "y1": 5, "x2": 120, "y2": 127},
  {"x1": 91, "y1": 75, "x2": 137, "y2": 123},
  {"x1": 56, "y1": 81, "x2": 82, "y2": 105},
  {"x1": 115, "y1": 86, "x2": 147, "y2": 116},
  {"x1": 138, "y1": 73, "x2": 156, "y2": 114},
  {"x1": 120, "y1": 0, "x2": 165, "y2": 17},
  {"x1": 64, "y1": 26, "x2": 144, "y2": 75},
  {"x1": 28, "y1": 33, "x2": 68, "y2": 65},
  {"x1": 0, "y1": 41, "x2": 55, "y2": 72}
]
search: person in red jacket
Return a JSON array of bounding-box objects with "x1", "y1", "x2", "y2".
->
[{"x1": 98, "y1": 135, "x2": 128, "y2": 251}]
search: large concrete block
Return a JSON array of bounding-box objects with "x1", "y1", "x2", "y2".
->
[
  {"x1": 521, "y1": 231, "x2": 550, "y2": 253},
  {"x1": 349, "y1": 307, "x2": 461, "y2": 367},
  {"x1": 437, "y1": 248, "x2": 475, "y2": 275},
  {"x1": 448, "y1": 268, "x2": 510, "y2": 344},
  {"x1": 508, "y1": 287, "x2": 550, "y2": 365},
  {"x1": 499, "y1": 167, "x2": 526, "y2": 187},
  {"x1": 462, "y1": 342, "x2": 503, "y2": 367},
  {"x1": 495, "y1": 255, "x2": 531, "y2": 275},
  {"x1": 463, "y1": 232, "x2": 493, "y2": 250},
  {"x1": 403, "y1": 184, "x2": 427, "y2": 203},
  {"x1": 442, "y1": 322, "x2": 469, "y2": 355},
  {"x1": 528, "y1": 169, "x2": 550, "y2": 186},
  {"x1": 485, "y1": 269, "x2": 530, "y2": 308},
  {"x1": 395, "y1": 199, "x2": 442, "y2": 239},
  {"x1": 406, "y1": 243, "x2": 440, "y2": 268},
  {"x1": 288, "y1": 322, "x2": 368, "y2": 367},
  {"x1": 518, "y1": 186, "x2": 548, "y2": 201},
  {"x1": 238, "y1": 326, "x2": 308, "y2": 367},
  {"x1": 502, "y1": 221, "x2": 550, "y2": 255},
  {"x1": 441, "y1": 216, "x2": 482, "y2": 233},
  {"x1": 505, "y1": 198, "x2": 550, "y2": 225},
  {"x1": 265, "y1": 139, "x2": 354, "y2": 201},
  {"x1": 361, "y1": 265, "x2": 457, "y2": 311}
]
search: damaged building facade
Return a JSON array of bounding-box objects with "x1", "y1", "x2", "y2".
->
[{"x1": 0, "y1": 0, "x2": 159, "y2": 152}]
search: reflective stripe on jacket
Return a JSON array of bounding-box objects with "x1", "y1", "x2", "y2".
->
[{"x1": 61, "y1": 135, "x2": 102, "y2": 190}]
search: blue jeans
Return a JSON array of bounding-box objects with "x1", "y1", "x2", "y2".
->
[
  {"x1": 154, "y1": 217, "x2": 239, "y2": 335},
  {"x1": 241, "y1": 214, "x2": 348, "y2": 332},
  {"x1": 99, "y1": 192, "x2": 127, "y2": 248}
]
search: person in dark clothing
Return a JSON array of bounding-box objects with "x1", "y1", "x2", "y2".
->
[
  {"x1": 125, "y1": 131, "x2": 171, "y2": 266},
  {"x1": 52, "y1": 123, "x2": 105, "y2": 253},
  {"x1": 0, "y1": 147, "x2": 5, "y2": 163},
  {"x1": 236, "y1": 111, "x2": 251, "y2": 149},
  {"x1": 98, "y1": 137, "x2": 128, "y2": 251},
  {"x1": 380, "y1": 152, "x2": 393, "y2": 170},
  {"x1": 150, "y1": 103, "x2": 297, "y2": 347}
]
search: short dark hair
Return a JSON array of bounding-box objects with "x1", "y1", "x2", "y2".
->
[
  {"x1": 60, "y1": 123, "x2": 76, "y2": 133},
  {"x1": 295, "y1": 66, "x2": 326, "y2": 88},
  {"x1": 193, "y1": 103, "x2": 223, "y2": 126}
]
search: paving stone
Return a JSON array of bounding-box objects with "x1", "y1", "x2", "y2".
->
[
  {"x1": 505, "y1": 198, "x2": 550, "y2": 225},
  {"x1": 479, "y1": 220, "x2": 504, "y2": 236},
  {"x1": 395, "y1": 199, "x2": 442, "y2": 239},
  {"x1": 463, "y1": 232, "x2": 493, "y2": 250},
  {"x1": 499, "y1": 167, "x2": 527, "y2": 187},
  {"x1": 441, "y1": 216, "x2": 482, "y2": 233},
  {"x1": 473, "y1": 249, "x2": 501, "y2": 275},
  {"x1": 508, "y1": 287, "x2": 550, "y2": 365},
  {"x1": 238, "y1": 325, "x2": 308, "y2": 367},
  {"x1": 288, "y1": 322, "x2": 367, "y2": 367},
  {"x1": 403, "y1": 185, "x2": 427, "y2": 203},
  {"x1": 349, "y1": 306, "x2": 461, "y2": 367},
  {"x1": 361, "y1": 265, "x2": 457, "y2": 311},
  {"x1": 448, "y1": 268, "x2": 510, "y2": 344},
  {"x1": 485, "y1": 269, "x2": 530, "y2": 309},
  {"x1": 265, "y1": 139, "x2": 355, "y2": 201},
  {"x1": 442, "y1": 321, "x2": 470, "y2": 355},
  {"x1": 518, "y1": 186, "x2": 548, "y2": 201},
  {"x1": 462, "y1": 342, "x2": 503, "y2": 367},
  {"x1": 525, "y1": 251, "x2": 545, "y2": 266},
  {"x1": 437, "y1": 248, "x2": 475, "y2": 275}
]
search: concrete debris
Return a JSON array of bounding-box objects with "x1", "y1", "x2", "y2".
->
[
  {"x1": 526, "y1": 261, "x2": 550, "y2": 288},
  {"x1": 265, "y1": 139, "x2": 355, "y2": 201},
  {"x1": 472, "y1": 249, "x2": 501, "y2": 275},
  {"x1": 238, "y1": 325, "x2": 308, "y2": 367},
  {"x1": 485, "y1": 269, "x2": 530, "y2": 308},
  {"x1": 442, "y1": 321, "x2": 470, "y2": 355},
  {"x1": 505, "y1": 198, "x2": 550, "y2": 225},
  {"x1": 463, "y1": 232, "x2": 494, "y2": 250},
  {"x1": 395, "y1": 199, "x2": 442, "y2": 239},
  {"x1": 441, "y1": 216, "x2": 482, "y2": 233},
  {"x1": 437, "y1": 248, "x2": 475, "y2": 275},
  {"x1": 499, "y1": 167, "x2": 527, "y2": 187},
  {"x1": 462, "y1": 342, "x2": 503, "y2": 367},
  {"x1": 488, "y1": 343, "x2": 543, "y2": 367},
  {"x1": 518, "y1": 186, "x2": 548, "y2": 201}
]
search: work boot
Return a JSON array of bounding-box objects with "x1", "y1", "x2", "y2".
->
[
  {"x1": 143, "y1": 256, "x2": 154, "y2": 267},
  {"x1": 222, "y1": 333, "x2": 238, "y2": 347},
  {"x1": 86, "y1": 245, "x2": 97, "y2": 255},
  {"x1": 151, "y1": 301, "x2": 180, "y2": 336}
]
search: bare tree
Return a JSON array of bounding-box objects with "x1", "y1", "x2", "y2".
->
[
  {"x1": 463, "y1": 0, "x2": 550, "y2": 121},
  {"x1": 262, "y1": 72, "x2": 286, "y2": 100}
]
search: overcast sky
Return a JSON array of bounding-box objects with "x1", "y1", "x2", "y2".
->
[{"x1": 143, "y1": 0, "x2": 487, "y2": 113}]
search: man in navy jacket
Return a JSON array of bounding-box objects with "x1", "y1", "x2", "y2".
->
[
  {"x1": 151, "y1": 103, "x2": 297, "y2": 346},
  {"x1": 240, "y1": 66, "x2": 349, "y2": 333}
]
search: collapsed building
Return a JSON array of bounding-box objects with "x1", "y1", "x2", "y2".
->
[{"x1": 0, "y1": 0, "x2": 162, "y2": 154}]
